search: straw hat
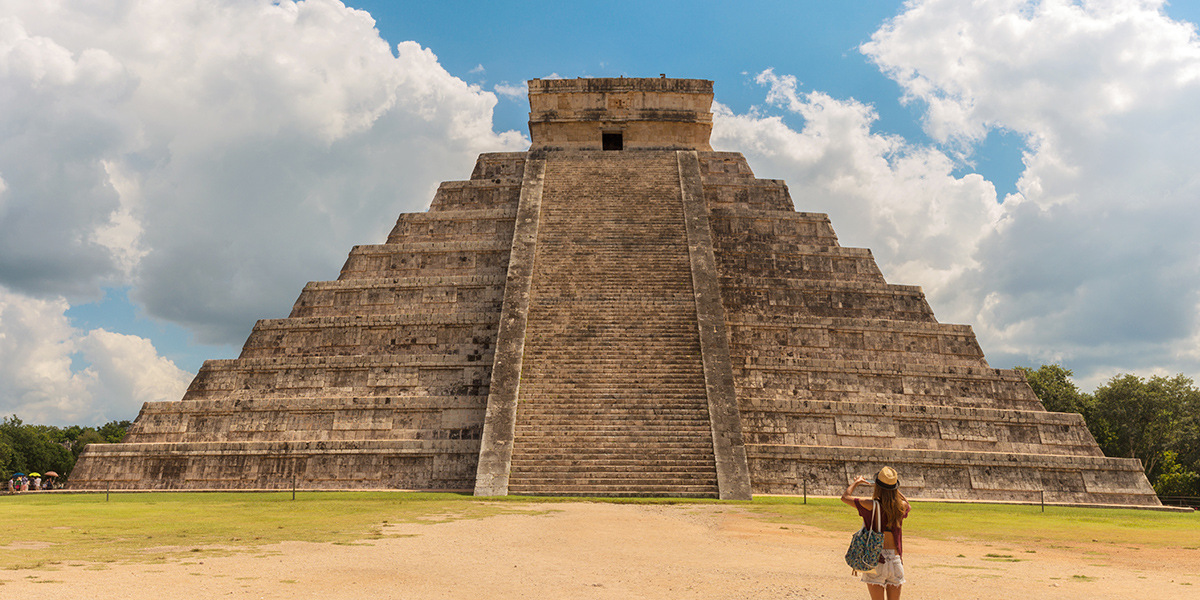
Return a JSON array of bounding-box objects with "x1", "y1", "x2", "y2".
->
[{"x1": 875, "y1": 466, "x2": 899, "y2": 489}]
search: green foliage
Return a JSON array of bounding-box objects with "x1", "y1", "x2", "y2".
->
[
  {"x1": 1015, "y1": 364, "x2": 1092, "y2": 415},
  {"x1": 1154, "y1": 450, "x2": 1200, "y2": 496},
  {"x1": 98, "y1": 419, "x2": 132, "y2": 443},
  {"x1": 1020, "y1": 367, "x2": 1200, "y2": 499},
  {"x1": 0, "y1": 416, "x2": 133, "y2": 481},
  {"x1": 72, "y1": 430, "x2": 105, "y2": 461},
  {"x1": 0, "y1": 415, "x2": 74, "y2": 478},
  {"x1": 1090, "y1": 373, "x2": 1199, "y2": 481},
  {"x1": 0, "y1": 439, "x2": 15, "y2": 475}
]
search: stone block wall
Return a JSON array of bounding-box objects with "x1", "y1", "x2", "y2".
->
[
  {"x1": 75, "y1": 439, "x2": 478, "y2": 490},
  {"x1": 747, "y1": 445, "x2": 1155, "y2": 505},
  {"x1": 528, "y1": 78, "x2": 714, "y2": 151}
]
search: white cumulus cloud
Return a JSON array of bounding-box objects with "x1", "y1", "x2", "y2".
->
[
  {"x1": 860, "y1": 0, "x2": 1200, "y2": 388},
  {"x1": 0, "y1": 285, "x2": 191, "y2": 425},
  {"x1": 0, "y1": 0, "x2": 527, "y2": 423},
  {"x1": 0, "y1": 0, "x2": 527, "y2": 344},
  {"x1": 715, "y1": 0, "x2": 1200, "y2": 391},
  {"x1": 713, "y1": 70, "x2": 1002, "y2": 322}
]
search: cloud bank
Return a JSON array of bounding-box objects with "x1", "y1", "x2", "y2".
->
[
  {"x1": 2, "y1": 0, "x2": 1197, "y2": 424},
  {"x1": 0, "y1": 0, "x2": 524, "y2": 424},
  {"x1": 716, "y1": 0, "x2": 1200, "y2": 389}
]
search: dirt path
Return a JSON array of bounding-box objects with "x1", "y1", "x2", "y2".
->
[{"x1": 4, "y1": 502, "x2": 1195, "y2": 599}]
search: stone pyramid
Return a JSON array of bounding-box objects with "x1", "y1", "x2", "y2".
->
[{"x1": 72, "y1": 77, "x2": 1159, "y2": 505}]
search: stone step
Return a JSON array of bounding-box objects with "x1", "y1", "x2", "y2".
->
[
  {"x1": 511, "y1": 454, "x2": 716, "y2": 466},
  {"x1": 509, "y1": 476, "x2": 717, "y2": 487},
  {"x1": 512, "y1": 433, "x2": 714, "y2": 444},
  {"x1": 511, "y1": 448, "x2": 716, "y2": 458},
  {"x1": 514, "y1": 406, "x2": 711, "y2": 415},
  {"x1": 514, "y1": 429, "x2": 713, "y2": 439},
  {"x1": 506, "y1": 487, "x2": 718, "y2": 498},
  {"x1": 511, "y1": 450, "x2": 715, "y2": 460}
]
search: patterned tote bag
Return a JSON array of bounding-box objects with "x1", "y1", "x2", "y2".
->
[{"x1": 844, "y1": 500, "x2": 883, "y2": 574}]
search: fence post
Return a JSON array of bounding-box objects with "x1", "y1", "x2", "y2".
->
[
  {"x1": 1041, "y1": 490, "x2": 1044, "y2": 513},
  {"x1": 803, "y1": 480, "x2": 807, "y2": 505}
]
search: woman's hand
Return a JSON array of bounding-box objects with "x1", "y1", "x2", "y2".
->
[{"x1": 841, "y1": 476, "x2": 869, "y2": 506}]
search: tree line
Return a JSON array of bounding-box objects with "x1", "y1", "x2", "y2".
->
[
  {"x1": 1017, "y1": 365, "x2": 1200, "y2": 498},
  {"x1": 1, "y1": 416, "x2": 130, "y2": 482}
]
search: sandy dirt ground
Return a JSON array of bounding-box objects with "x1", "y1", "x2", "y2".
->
[{"x1": 2, "y1": 502, "x2": 1195, "y2": 599}]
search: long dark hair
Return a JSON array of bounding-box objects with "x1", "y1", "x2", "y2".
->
[{"x1": 872, "y1": 484, "x2": 905, "y2": 526}]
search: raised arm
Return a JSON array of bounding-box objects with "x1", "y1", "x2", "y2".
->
[{"x1": 840, "y1": 476, "x2": 870, "y2": 507}]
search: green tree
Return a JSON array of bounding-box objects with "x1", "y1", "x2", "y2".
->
[
  {"x1": 1089, "y1": 374, "x2": 1199, "y2": 483},
  {"x1": 0, "y1": 440, "x2": 15, "y2": 476},
  {"x1": 1154, "y1": 450, "x2": 1200, "y2": 497},
  {"x1": 1015, "y1": 364, "x2": 1091, "y2": 414},
  {"x1": 97, "y1": 420, "x2": 132, "y2": 443},
  {"x1": 72, "y1": 429, "x2": 105, "y2": 462},
  {"x1": 0, "y1": 415, "x2": 75, "y2": 477}
]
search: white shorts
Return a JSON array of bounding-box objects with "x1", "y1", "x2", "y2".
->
[{"x1": 860, "y1": 549, "x2": 905, "y2": 588}]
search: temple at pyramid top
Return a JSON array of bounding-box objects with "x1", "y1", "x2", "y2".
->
[
  {"x1": 69, "y1": 76, "x2": 1162, "y2": 508},
  {"x1": 527, "y1": 76, "x2": 714, "y2": 151}
]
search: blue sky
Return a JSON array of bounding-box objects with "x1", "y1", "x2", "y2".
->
[{"x1": 2, "y1": 0, "x2": 1199, "y2": 425}]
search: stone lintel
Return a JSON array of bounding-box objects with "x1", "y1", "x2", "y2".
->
[
  {"x1": 473, "y1": 157, "x2": 545, "y2": 496},
  {"x1": 677, "y1": 150, "x2": 753, "y2": 500}
]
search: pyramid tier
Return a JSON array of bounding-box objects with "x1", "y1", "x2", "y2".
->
[
  {"x1": 340, "y1": 240, "x2": 512, "y2": 280},
  {"x1": 728, "y1": 314, "x2": 986, "y2": 368},
  {"x1": 717, "y1": 245, "x2": 886, "y2": 284},
  {"x1": 239, "y1": 314, "x2": 498, "y2": 359},
  {"x1": 427, "y1": 152, "x2": 526, "y2": 212},
  {"x1": 384, "y1": 208, "x2": 517, "y2": 245},
  {"x1": 747, "y1": 445, "x2": 1155, "y2": 506},
  {"x1": 709, "y1": 206, "x2": 839, "y2": 246},
  {"x1": 720, "y1": 276, "x2": 937, "y2": 322},
  {"x1": 183, "y1": 355, "x2": 494, "y2": 401},
  {"x1": 71, "y1": 439, "x2": 478, "y2": 491},
  {"x1": 739, "y1": 398, "x2": 1100, "y2": 456},
  {"x1": 289, "y1": 275, "x2": 505, "y2": 318},
  {"x1": 124, "y1": 395, "x2": 484, "y2": 444}
]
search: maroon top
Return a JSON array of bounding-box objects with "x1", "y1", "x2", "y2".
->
[{"x1": 855, "y1": 498, "x2": 910, "y2": 558}]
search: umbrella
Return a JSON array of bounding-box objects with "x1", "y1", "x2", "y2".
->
[
  {"x1": 44, "y1": 471, "x2": 58, "y2": 478},
  {"x1": 29, "y1": 472, "x2": 40, "y2": 477},
  {"x1": 10, "y1": 473, "x2": 24, "y2": 478}
]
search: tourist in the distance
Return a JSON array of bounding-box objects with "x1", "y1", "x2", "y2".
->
[{"x1": 841, "y1": 466, "x2": 911, "y2": 600}]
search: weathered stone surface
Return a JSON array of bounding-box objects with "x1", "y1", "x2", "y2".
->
[
  {"x1": 474, "y1": 158, "x2": 546, "y2": 496},
  {"x1": 528, "y1": 77, "x2": 713, "y2": 151},
  {"x1": 71, "y1": 77, "x2": 1158, "y2": 506}
]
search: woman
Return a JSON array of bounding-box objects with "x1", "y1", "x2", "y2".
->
[{"x1": 840, "y1": 466, "x2": 911, "y2": 600}]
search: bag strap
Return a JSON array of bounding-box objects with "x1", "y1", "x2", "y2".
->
[{"x1": 870, "y1": 500, "x2": 881, "y2": 533}]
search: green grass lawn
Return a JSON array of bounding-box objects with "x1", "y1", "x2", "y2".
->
[
  {"x1": 1, "y1": 492, "x2": 1196, "y2": 570},
  {"x1": 749, "y1": 497, "x2": 1200, "y2": 549}
]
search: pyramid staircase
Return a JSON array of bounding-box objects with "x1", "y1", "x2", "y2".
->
[{"x1": 505, "y1": 151, "x2": 719, "y2": 497}]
